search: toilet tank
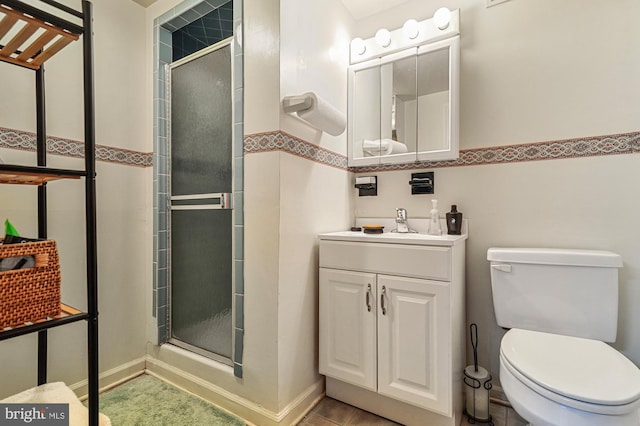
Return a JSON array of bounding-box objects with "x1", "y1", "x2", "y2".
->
[{"x1": 487, "y1": 248, "x2": 622, "y2": 342}]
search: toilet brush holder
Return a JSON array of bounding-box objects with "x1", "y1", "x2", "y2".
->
[{"x1": 463, "y1": 365, "x2": 493, "y2": 425}]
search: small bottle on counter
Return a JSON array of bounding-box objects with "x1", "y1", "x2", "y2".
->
[
  {"x1": 446, "y1": 204, "x2": 463, "y2": 235},
  {"x1": 427, "y1": 199, "x2": 442, "y2": 235}
]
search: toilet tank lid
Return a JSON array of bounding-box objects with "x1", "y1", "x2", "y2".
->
[{"x1": 487, "y1": 248, "x2": 622, "y2": 268}]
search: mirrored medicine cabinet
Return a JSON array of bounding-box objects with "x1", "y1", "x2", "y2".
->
[{"x1": 348, "y1": 17, "x2": 460, "y2": 167}]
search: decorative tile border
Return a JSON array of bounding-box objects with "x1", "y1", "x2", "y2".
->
[
  {"x1": 244, "y1": 130, "x2": 640, "y2": 173},
  {"x1": 0, "y1": 127, "x2": 152, "y2": 167},
  {"x1": 354, "y1": 131, "x2": 640, "y2": 173},
  {"x1": 244, "y1": 130, "x2": 348, "y2": 169},
  {"x1": 4, "y1": 127, "x2": 636, "y2": 171}
]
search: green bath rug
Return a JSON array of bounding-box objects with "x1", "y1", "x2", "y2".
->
[{"x1": 99, "y1": 374, "x2": 245, "y2": 426}]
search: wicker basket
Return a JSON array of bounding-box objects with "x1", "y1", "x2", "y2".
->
[{"x1": 0, "y1": 239, "x2": 61, "y2": 328}]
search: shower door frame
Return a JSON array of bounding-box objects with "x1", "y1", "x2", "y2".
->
[{"x1": 166, "y1": 38, "x2": 236, "y2": 366}]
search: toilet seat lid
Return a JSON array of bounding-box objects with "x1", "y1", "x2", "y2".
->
[{"x1": 501, "y1": 329, "x2": 640, "y2": 406}]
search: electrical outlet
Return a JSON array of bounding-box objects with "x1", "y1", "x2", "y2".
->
[{"x1": 486, "y1": 0, "x2": 511, "y2": 7}]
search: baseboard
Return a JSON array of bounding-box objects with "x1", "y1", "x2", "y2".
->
[
  {"x1": 287, "y1": 390, "x2": 325, "y2": 426},
  {"x1": 145, "y1": 355, "x2": 324, "y2": 426},
  {"x1": 275, "y1": 379, "x2": 325, "y2": 425},
  {"x1": 69, "y1": 356, "x2": 146, "y2": 400}
]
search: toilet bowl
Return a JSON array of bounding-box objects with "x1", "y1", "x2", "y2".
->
[
  {"x1": 499, "y1": 329, "x2": 640, "y2": 426},
  {"x1": 487, "y1": 248, "x2": 640, "y2": 426}
]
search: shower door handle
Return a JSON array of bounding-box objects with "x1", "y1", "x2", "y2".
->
[
  {"x1": 219, "y1": 193, "x2": 232, "y2": 209},
  {"x1": 170, "y1": 193, "x2": 233, "y2": 210}
]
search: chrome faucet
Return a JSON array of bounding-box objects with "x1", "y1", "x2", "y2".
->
[{"x1": 395, "y1": 208, "x2": 413, "y2": 233}]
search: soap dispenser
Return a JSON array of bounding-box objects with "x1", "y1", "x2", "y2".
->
[
  {"x1": 446, "y1": 204, "x2": 463, "y2": 235},
  {"x1": 427, "y1": 199, "x2": 442, "y2": 235}
]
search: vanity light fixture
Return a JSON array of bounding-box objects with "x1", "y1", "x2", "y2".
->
[
  {"x1": 349, "y1": 8, "x2": 459, "y2": 64},
  {"x1": 351, "y1": 37, "x2": 366, "y2": 55},
  {"x1": 433, "y1": 7, "x2": 452, "y2": 30},
  {"x1": 375, "y1": 28, "x2": 392, "y2": 48},
  {"x1": 402, "y1": 19, "x2": 420, "y2": 39}
]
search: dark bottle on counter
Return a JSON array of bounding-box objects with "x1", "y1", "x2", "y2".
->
[{"x1": 446, "y1": 205, "x2": 462, "y2": 235}]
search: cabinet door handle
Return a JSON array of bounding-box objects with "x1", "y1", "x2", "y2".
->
[
  {"x1": 381, "y1": 285, "x2": 387, "y2": 315},
  {"x1": 365, "y1": 283, "x2": 372, "y2": 312}
]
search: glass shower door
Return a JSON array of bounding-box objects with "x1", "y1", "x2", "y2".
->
[{"x1": 169, "y1": 41, "x2": 233, "y2": 363}]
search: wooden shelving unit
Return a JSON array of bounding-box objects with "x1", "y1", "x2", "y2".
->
[
  {"x1": 0, "y1": 304, "x2": 88, "y2": 341},
  {"x1": 0, "y1": 164, "x2": 84, "y2": 184},
  {"x1": 0, "y1": 1, "x2": 98, "y2": 425}
]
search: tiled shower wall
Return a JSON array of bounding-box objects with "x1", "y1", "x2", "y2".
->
[
  {"x1": 153, "y1": 0, "x2": 245, "y2": 378},
  {"x1": 172, "y1": 1, "x2": 233, "y2": 61}
]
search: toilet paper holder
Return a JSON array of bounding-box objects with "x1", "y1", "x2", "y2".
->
[
  {"x1": 464, "y1": 323, "x2": 494, "y2": 425},
  {"x1": 463, "y1": 368, "x2": 494, "y2": 425}
]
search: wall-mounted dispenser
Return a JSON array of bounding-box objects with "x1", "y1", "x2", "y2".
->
[
  {"x1": 282, "y1": 92, "x2": 346, "y2": 136},
  {"x1": 355, "y1": 176, "x2": 377, "y2": 196},
  {"x1": 409, "y1": 171, "x2": 434, "y2": 194}
]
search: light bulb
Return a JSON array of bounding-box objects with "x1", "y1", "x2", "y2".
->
[
  {"x1": 433, "y1": 7, "x2": 452, "y2": 30},
  {"x1": 351, "y1": 37, "x2": 366, "y2": 55},
  {"x1": 375, "y1": 28, "x2": 391, "y2": 48},
  {"x1": 403, "y1": 19, "x2": 420, "y2": 40}
]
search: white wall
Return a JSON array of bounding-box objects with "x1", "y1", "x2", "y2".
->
[
  {"x1": 0, "y1": 0, "x2": 149, "y2": 397},
  {"x1": 277, "y1": 0, "x2": 354, "y2": 409},
  {"x1": 279, "y1": 0, "x2": 352, "y2": 152},
  {"x1": 353, "y1": 0, "x2": 640, "y2": 379}
]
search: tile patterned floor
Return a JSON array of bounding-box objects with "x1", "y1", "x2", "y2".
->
[
  {"x1": 298, "y1": 397, "x2": 401, "y2": 426},
  {"x1": 297, "y1": 397, "x2": 528, "y2": 426}
]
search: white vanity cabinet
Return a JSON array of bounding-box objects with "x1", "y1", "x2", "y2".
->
[{"x1": 318, "y1": 232, "x2": 466, "y2": 426}]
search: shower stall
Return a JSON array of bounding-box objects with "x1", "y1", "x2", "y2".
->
[
  {"x1": 153, "y1": 0, "x2": 244, "y2": 377},
  {"x1": 168, "y1": 41, "x2": 234, "y2": 364}
]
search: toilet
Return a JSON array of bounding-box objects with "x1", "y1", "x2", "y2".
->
[{"x1": 487, "y1": 248, "x2": 640, "y2": 426}]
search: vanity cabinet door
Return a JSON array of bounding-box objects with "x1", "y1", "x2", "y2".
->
[
  {"x1": 377, "y1": 275, "x2": 451, "y2": 415},
  {"x1": 319, "y1": 268, "x2": 377, "y2": 391}
]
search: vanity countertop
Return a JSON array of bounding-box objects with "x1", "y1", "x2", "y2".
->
[
  {"x1": 318, "y1": 230, "x2": 467, "y2": 247},
  {"x1": 319, "y1": 218, "x2": 468, "y2": 247}
]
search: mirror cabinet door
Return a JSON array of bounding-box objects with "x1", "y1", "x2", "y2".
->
[
  {"x1": 382, "y1": 50, "x2": 417, "y2": 163},
  {"x1": 416, "y1": 36, "x2": 459, "y2": 161},
  {"x1": 350, "y1": 60, "x2": 381, "y2": 165}
]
